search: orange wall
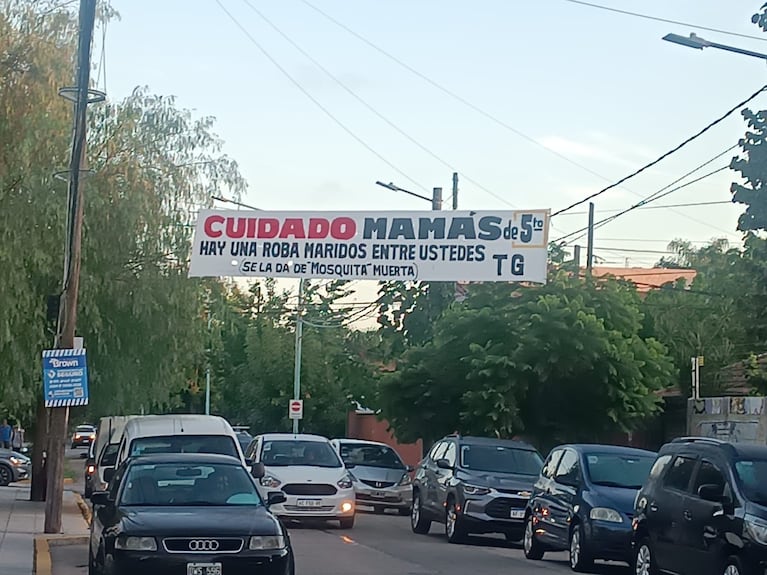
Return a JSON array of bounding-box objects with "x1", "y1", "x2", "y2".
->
[{"x1": 346, "y1": 412, "x2": 423, "y2": 468}]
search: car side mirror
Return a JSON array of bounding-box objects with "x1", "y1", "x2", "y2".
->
[
  {"x1": 103, "y1": 467, "x2": 115, "y2": 483},
  {"x1": 556, "y1": 474, "x2": 578, "y2": 487},
  {"x1": 90, "y1": 491, "x2": 112, "y2": 506},
  {"x1": 406, "y1": 465, "x2": 414, "y2": 472},
  {"x1": 250, "y1": 462, "x2": 266, "y2": 479},
  {"x1": 267, "y1": 491, "x2": 287, "y2": 506},
  {"x1": 344, "y1": 462, "x2": 355, "y2": 469},
  {"x1": 698, "y1": 483, "x2": 726, "y2": 503},
  {"x1": 436, "y1": 458, "x2": 453, "y2": 470}
]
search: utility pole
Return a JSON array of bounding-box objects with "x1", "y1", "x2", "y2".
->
[
  {"x1": 45, "y1": 0, "x2": 99, "y2": 533},
  {"x1": 452, "y1": 173, "x2": 458, "y2": 210},
  {"x1": 432, "y1": 187, "x2": 443, "y2": 211},
  {"x1": 573, "y1": 245, "x2": 581, "y2": 270},
  {"x1": 586, "y1": 202, "x2": 595, "y2": 273},
  {"x1": 205, "y1": 313, "x2": 214, "y2": 415},
  {"x1": 292, "y1": 279, "x2": 304, "y2": 434}
]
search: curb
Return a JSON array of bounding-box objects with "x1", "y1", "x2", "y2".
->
[
  {"x1": 73, "y1": 492, "x2": 92, "y2": 527},
  {"x1": 34, "y1": 535, "x2": 89, "y2": 575}
]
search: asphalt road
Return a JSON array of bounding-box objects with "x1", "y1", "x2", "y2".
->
[{"x1": 51, "y1": 509, "x2": 632, "y2": 575}]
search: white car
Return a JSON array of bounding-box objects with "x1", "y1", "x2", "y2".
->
[{"x1": 245, "y1": 433, "x2": 357, "y2": 528}]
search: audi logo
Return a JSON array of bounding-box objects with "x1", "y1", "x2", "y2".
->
[{"x1": 188, "y1": 540, "x2": 220, "y2": 551}]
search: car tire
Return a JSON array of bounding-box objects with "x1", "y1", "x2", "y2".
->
[
  {"x1": 0, "y1": 463, "x2": 13, "y2": 487},
  {"x1": 723, "y1": 555, "x2": 745, "y2": 575},
  {"x1": 339, "y1": 515, "x2": 355, "y2": 529},
  {"x1": 410, "y1": 491, "x2": 431, "y2": 534},
  {"x1": 87, "y1": 549, "x2": 99, "y2": 575},
  {"x1": 634, "y1": 537, "x2": 659, "y2": 575},
  {"x1": 523, "y1": 515, "x2": 545, "y2": 560},
  {"x1": 398, "y1": 507, "x2": 410, "y2": 516},
  {"x1": 504, "y1": 531, "x2": 523, "y2": 544},
  {"x1": 445, "y1": 497, "x2": 467, "y2": 544},
  {"x1": 569, "y1": 523, "x2": 594, "y2": 572}
]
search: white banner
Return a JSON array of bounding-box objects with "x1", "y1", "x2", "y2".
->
[{"x1": 188, "y1": 209, "x2": 550, "y2": 283}]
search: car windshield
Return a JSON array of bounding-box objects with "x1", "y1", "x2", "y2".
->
[
  {"x1": 129, "y1": 436, "x2": 239, "y2": 459},
  {"x1": 584, "y1": 452, "x2": 656, "y2": 489},
  {"x1": 120, "y1": 462, "x2": 263, "y2": 507},
  {"x1": 735, "y1": 459, "x2": 767, "y2": 505},
  {"x1": 261, "y1": 440, "x2": 341, "y2": 468},
  {"x1": 100, "y1": 444, "x2": 119, "y2": 467},
  {"x1": 339, "y1": 443, "x2": 404, "y2": 469},
  {"x1": 460, "y1": 445, "x2": 543, "y2": 475},
  {"x1": 75, "y1": 426, "x2": 94, "y2": 433}
]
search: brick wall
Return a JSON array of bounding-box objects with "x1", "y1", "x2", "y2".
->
[{"x1": 346, "y1": 411, "x2": 423, "y2": 468}]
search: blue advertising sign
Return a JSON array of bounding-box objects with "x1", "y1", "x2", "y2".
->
[{"x1": 42, "y1": 348, "x2": 89, "y2": 407}]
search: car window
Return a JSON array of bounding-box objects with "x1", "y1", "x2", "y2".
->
[
  {"x1": 99, "y1": 444, "x2": 119, "y2": 467},
  {"x1": 542, "y1": 449, "x2": 564, "y2": 479},
  {"x1": 129, "y1": 435, "x2": 239, "y2": 459},
  {"x1": 584, "y1": 452, "x2": 656, "y2": 489},
  {"x1": 555, "y1": 449, "x2": 579, "y2": 482},
  {"x1": 338, "y1": 443, "x2": 405, "y2": 469},
  {"x1": 460, "y1": 444, "x2": 543, "y2": 475},
  {"x1": 108, "y1": 466, "x2": 126, "y2": 500},
  {"x1": 734, "y1": 459, "x2": 767, "y2": 505},
  {"x1": 648, "y1": 454, "x2": 672, "y2": 480},
  {"x1": 443, "y1": 442, "x2": 457, "y2": 466},
  {"x1": 260, "y1": 440, "x2": 342, "y2": 468},
  {"x1": 245, "y1": 440, "x2": 258, "y2": 460},
  {"x1": 429, "y1": 441, "x2": 447, "y2": 462},
  {"x1": 663, "y1": 455, "x2": 697, "y2": 492},
  {"x1": 692, "y1": 460, "x2": 727, "y2": 497}
]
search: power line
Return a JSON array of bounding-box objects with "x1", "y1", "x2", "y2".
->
[
  {"x1": 240, "y1": 0, "x2": 518, "y2": 210},
  {"x1": 559, "y1": 0, "x2": 767, "y2": 42},
  {"x1": 555, "y1": 200, "x2": 732, "y2": 216},
  {"x1": 214, "y1": 0, "x2": 430, "y2": 194},
  {"x1": 552, "y1": 85, "x2": 766, "y2": 216}
]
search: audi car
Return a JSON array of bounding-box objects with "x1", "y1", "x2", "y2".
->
[{"x1": 88, "y1": 453, "x2": 294, "y2": 575}]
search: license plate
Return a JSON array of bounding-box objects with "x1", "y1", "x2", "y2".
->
[
  {"x1": 187, "y1": 563, "x2": 222, "y2": 575},
  {"x1": 371, "y1": 491, "x2": 387, "y2": 498},
  {"x1": 510, "y1": 509, "x2": 525, "y2": 519},
  {"x1": 297, "y1": 498, "x2": 322, "y2": 507}
]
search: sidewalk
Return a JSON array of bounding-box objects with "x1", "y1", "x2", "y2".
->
[{"x1": 0, "y1": 485, "x2": 89, "y2": 575}]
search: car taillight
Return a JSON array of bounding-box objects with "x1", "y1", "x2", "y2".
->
[{"x1": 86, "y1": 465, "x2": 96, "y2": 474}]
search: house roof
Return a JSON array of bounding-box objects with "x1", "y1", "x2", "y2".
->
[{"x1": 587, "y1": 267, "x2": 697, "y2": 293}]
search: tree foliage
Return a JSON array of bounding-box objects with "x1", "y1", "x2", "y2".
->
[{"x1": 379, "y1": 273, "x2": 674, "y2": 448}]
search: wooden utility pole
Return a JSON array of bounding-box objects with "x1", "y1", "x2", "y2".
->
[
  {"x1": 586, "y1": 202, "x2": 595, "y2": 274},
  {"x1": 44, "y1": 0, "x2": 98, "y2": 533},
  {"x1": 452, "y1": 172, "x2": 458, "y2": 211}
]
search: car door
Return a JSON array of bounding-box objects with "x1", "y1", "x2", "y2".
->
[
  {"x1": 423, "y1": 441, "x2": 448, "y2": 517},
  {"x1": 548, "y1": 448, "x2": 580, "y2": 547},
  {"x1": 531, "y1": 449, "x2": 565, "y2": 547},
  {"x1": 434, "y1": 441, "x2": 457, "y2": 513},
  {"x1": 90, "y1": 464, "x2": 126, "y2": 561},
  {"x1": 682, "y1": 458, "x2": 733, "y2": 575},
  {"x1": 648, "y1": 453, "x2": 698, "y2": 574}
]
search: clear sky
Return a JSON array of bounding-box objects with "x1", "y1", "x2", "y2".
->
[{"x1": 101, "y1": 0, "x2": 766, "y2": 286}]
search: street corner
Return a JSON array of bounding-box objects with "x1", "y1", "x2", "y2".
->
[{"x1": 37, "y1": 536, "x2": 88, "y2": 575}]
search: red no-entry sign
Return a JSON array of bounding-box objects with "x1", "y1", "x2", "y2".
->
[{"x1": 289, "y1": 399, "x2": 303, "y2": 420}]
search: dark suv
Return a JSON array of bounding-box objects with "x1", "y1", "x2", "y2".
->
[
  {"x1": 633, "y1": 436, "x2": 767, "y2": 575},
  {"x1": 410, "y1": 434, "x2": 543, "y2": 543}
]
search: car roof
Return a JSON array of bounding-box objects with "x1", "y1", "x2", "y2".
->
[
  {"x1": 662, "y1": 438, "x2": 767, "y2": 460},
  {"x1": 451, "y1": 435, "x2": 538, "y2": 451},
  {"x1": 333, "y1": 439, "x2": 391, "y2": 448},
  {"x1": 260, "y1": 433, "x2": 329, "y2": 442},
  {"x1": 76, "y1": 424, "x2": 95, "y2": 429},
  {"x1": 126, "y1": 453, "x2": 244, "y2": 466},
  {"x1": 561, "y1": 444, "x2": 657, "y2": 457},
  {"x1": 123, "y1": 415, "x2": 234, "y2": 437}
]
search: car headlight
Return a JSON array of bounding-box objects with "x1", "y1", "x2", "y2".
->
[
  {"x1": 260, "y1": 475, "x2": 281, "y2": 488},
  {"x1": 589, "y1": 507, "x2": 623, "y2": 523},
  {"x1": 115, "y1": 536, "x2": 157, "y2": 551},
  {"x1": 463, "y1": 484, "x2": 491, "y2": 496},
  {"x1": 249, "y1": 535, "x2": 286, "y2": 550},
  {"x1": 745, "y1": 515, "x2": 767, "y2": 545},
  {"x1": 337, "y1": 474, "x2": 353, "y2": 489},
  {"x1": 398, "y1": 473, "x2": 412, "y2": 486},
  {"x1": 9, "y1": 456, "x2": 25, "y2": 466}
]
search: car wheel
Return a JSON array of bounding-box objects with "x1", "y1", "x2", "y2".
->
[
  {"x1": 523, "y1": 515, "x2": 545, "y2": 560},
  {"x1": 87, "y1": 548, "x2": 100, "y2": 575},
  {"x1": 410, "y1": 491, "x2": 431, "y2": 534},
  {"x1": 397, "y1": 507, "x2": 410, "y2": 516},
  {"x1": 569, "y1": 524, "x2": 593, "y2": 572},
  {"x1": 0, "y1": 463, "x2": 13, "y2": 487},
  {"x1": 723, "y1": 556, "x2": 745, "y2": 575},
  {"x1": 634, "y1": 538, "x2": 659, "y2": 575},
  {"x1": 339, "y1": 515, "x2": 355, "y2": 529},
  {"x1": 445, "y1": 498, "x2": 467, "y2": 543}
]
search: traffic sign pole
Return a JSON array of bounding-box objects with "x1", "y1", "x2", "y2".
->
[{"x1": 292, "y1": 278, "x2": 304, "y2": 434}]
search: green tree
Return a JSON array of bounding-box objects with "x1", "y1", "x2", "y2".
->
[{"x1": 379, "y1": 273, "x2": 674, "y2": 449}]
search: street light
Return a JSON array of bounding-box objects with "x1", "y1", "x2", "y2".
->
[
  {"x1": 663, "y1": 32, "x2": 767, "y2": 61},
  {"x1": 375, "y1": 181, "x2": 443, "y2": 210}
]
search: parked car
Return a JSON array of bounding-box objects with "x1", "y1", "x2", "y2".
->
[
  {"x1": 0, "y1": 449, "x2": 31, "y2": 486},
  {"x1": 330, "y1": 438, "x2": 413, "y2": 515},
  {"x1": 71, "y1": 424, "x2": 96, "y2": 449},
  {"x1": 523, "y1": 444, "x2": 656, "y2": 571},
  {"x1": 410, "y1": 434, "x2": 543, "y2": 543},
  {"x1": 245, "y1": 433, "x2": 356, "y2": 528},
  {"x1": 87, "y1": 453, "x2": 293, "y2": 575},
  {"x1": 633, "y1": 436, "x2": 767, "y2": 575}
]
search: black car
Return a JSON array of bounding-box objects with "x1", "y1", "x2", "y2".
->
[
  {"x1": 410, "y1": 434, "x2": 543, "y2": 543},
  {"x1": 523, "y1": 443, "x2": 656, "y2": 571},
  {"x1": 633, "y1": 436, "x2": 767, "y2": 575},
  {"x1": 88, "y1": 453, "x2": 294, "y2": 575}
]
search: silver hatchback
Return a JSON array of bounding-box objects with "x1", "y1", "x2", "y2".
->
[{"x1": 331, "y1": 439, "x2": 413, "y2": 515}]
